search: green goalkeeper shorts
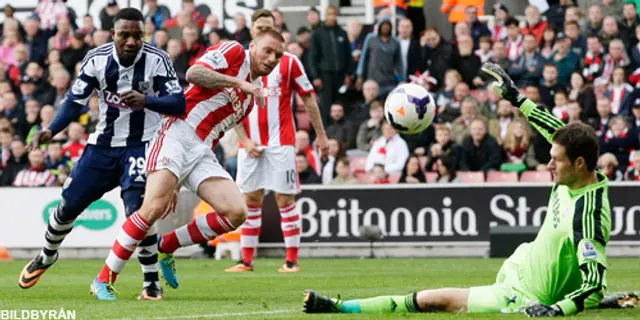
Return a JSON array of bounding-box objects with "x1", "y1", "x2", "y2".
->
[{"x1": 467, "y1": 259, "x2": 536, "y2": 313}]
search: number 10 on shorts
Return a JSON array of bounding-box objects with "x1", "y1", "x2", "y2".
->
[{"x1": 285, "y1": 169, "x2": 296, "y2": 186}]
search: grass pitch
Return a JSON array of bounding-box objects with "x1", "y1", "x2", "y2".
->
[{"x1": 0, "y1": 258, "x2": 638, "y2": 319}]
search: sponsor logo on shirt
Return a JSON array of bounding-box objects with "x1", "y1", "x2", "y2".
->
[
  {"x1": 583, "y1": 241, "x2": 597, "y2": 259},
  {"x1": 138, "y1": 81, "x2": 150, "y2": 92},
  {"x1": 104, "y1": 91, "x2": 144, "y2": 111},
  {"x1": 264, "y1": 87, "x2": 282, "y2": 96}
]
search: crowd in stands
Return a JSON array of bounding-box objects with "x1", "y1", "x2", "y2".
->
[{"x1": 1, "y1": 0, "x2": 640, "y2": 187}]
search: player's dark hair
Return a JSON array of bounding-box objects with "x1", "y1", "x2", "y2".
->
[
  {"x1": 552, "y1": 122, "x2": 599, "y2": 172},
  {"x1": 543, "y1": 63, "x2": 558, "y2": 70},
  {"x1": 113, "y1": 8, "x2": 144, "y2": 24},
  {"x1": 252, "y1": 9, "x2": 275, "y2": 24},
  {"x1": 625, "y1": 1, "x2": 637, "y2": 8}
]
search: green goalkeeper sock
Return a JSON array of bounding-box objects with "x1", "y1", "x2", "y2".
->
[{"x1": 338, "y1": 293, "x2": 420, "y2": 314}]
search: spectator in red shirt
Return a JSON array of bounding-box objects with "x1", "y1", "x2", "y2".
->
[
  {"x1": 63, "y1": 122, "x2": 86, "y2": 162},
  {"x1": 179, "y1": 24, "x2": 206, "y2": 67},
  {"x1": 295, "y1": 130, "x2": 321, "y2": 174},
  {"x1": 12, "y1": 148, "x2": 56, "y2": 187},
  {"x1": 522, "y1": 5, "x2": 548, "y2": 45},
  {"x1": 165, "y1": 0, "x2": 205, "y2": 31},
  {"x1": 370, "y1": 163, "x2": 390, "y2": 184}
]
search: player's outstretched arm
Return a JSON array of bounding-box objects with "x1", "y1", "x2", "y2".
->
[
  {"x1": 47, "y1": 99, "x2": 85, "y2": 138},
  {"x1": 46, "y1": 57, "x2": 100, "y2": 139},
  {"x1": 186, "y1": 64, "x2": 244, "y2": 90},
  {"x1": 481, "y1": 62, "x2": 565, "y2": 144}
]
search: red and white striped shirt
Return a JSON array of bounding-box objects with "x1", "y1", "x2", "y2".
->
[
  {"x1": 35, "y1": 0, "x2": 69, "y2": 30},
  {"x1": 241, "y1": 52, "x2": 314, "y2": 147},
  {"x1": 506, "y1": 35, "x2": 523, "y2": 61},
  {"x1": 182, "y1": 41, "x2": 260, "y2": 149},
  {"x1": 491, "y1": 24, "x2": 507, "y2": 42},
  {"x1": 13, "y1": 167, "x2": 56, "y2": 187}
]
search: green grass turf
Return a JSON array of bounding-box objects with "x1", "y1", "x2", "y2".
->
[{"x1": 0, "y1": 258, "x2": 638, "y2": 319}]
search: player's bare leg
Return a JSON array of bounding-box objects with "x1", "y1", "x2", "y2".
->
[
  {"x1": 226, "y1": 190, "x2": 264, "y2": 272},
  {"x1": 274, "y1": 192, "x2": 301, "y2": 272},
  {"x1": 92, "y1": 169, "x2": 177, "y2": 300},
  {"x1": 303, "y1": 288, "x2": 469, "y2": 314},
  {"x1": 158, "y1": 177, "x2": 247, "y2": 260}
]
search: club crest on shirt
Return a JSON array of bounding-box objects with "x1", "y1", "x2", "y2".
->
[
  {"x1": 138, "y1": 81, "x2": 150, "y2": 92},
  {"x1": 583, "y1": 241, "x2": 597, "y2": 259}
]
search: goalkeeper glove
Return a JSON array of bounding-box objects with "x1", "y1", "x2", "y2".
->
[
  {"x1": 524, "y1": 303, "x2": 564, "y2": 317},
  {"x1": 599, "y1": 292, "x2": 639, "y2": 309},
  {"x1": 480, "y1": 62, "x2": 526, "y2": 107}
]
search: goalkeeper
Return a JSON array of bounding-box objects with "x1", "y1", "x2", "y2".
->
[{"x1": 303, "y1": 63, "x2": 635, "y2": 317}]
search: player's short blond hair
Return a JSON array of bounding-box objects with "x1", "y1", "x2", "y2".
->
[{"x1": 254, "y1": 29, "x2": 285, "y2": 43}]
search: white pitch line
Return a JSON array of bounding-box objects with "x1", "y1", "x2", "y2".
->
[{"x1": 106, "y1": 309, "x2": 296, "y2": 320}]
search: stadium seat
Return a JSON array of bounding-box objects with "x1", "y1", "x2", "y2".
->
[
  {"x1": 520, "y1": 170, "x2": 553, "y2": 182},
  {"x1": 486, "y1": 171, "x2": 518, "y2": 183},
  {"x1": 351, "y1": 157, "x2": 367, "y2": 173},
  {"x1": 457, "y1": 171, "x2": 485, "y2": 183},
  {"x1": 215, "y1": 241, "x2": 241, "y2": 261},
  {"x1": 418, "y1": 156, "x2": 427, "y2": 171},
  {"x1": 425, "y1": 172, "x2": 438, "y2": 183},
  {"x1": 389, "y1": 173, "x2": 401, "y2": 183}
]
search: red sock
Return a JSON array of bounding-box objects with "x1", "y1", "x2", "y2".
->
[
  {"x1": 100, "y1": 212, "x2": 150, "y2": 283},
  {"x1": 242, "y1": 248, "x2": 256, "y2": 265},
  {"x1": 241, "y1": 205, "x2": 261, "y2": 265},
  {"x1": 280, "y1": 204, "x2": 301, "y2": 264},
  {"x1": 160, "y1": 211, "x2": 235, "y2": 254},
  {"x1": 286, "y1": 247, "x2": 299, "y2": 263}
]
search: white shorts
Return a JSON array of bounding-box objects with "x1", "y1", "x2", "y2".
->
[
  {"x1": 236, "y1": 145, "x2": 300, "y2": 195},
  {"x1": 146, "y1": 117, "x2": 232, "y2": 192}
]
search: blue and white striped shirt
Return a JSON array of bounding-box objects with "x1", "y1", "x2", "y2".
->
[{"x1": 68, "y1": 42, "x2": 182, "y2": 147}]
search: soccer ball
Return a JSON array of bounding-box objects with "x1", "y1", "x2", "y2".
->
[{"x1": 384, "y1": 83, "x2": 436, "y2": 135}]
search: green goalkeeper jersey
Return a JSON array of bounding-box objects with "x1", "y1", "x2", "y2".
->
[{"x1": 511, "y1": 100, "x2": 611, "y2": 316}]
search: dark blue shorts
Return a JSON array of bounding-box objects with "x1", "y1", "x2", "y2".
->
[{"x1": 61, "y1": 143, "x2": 148, "y2": 216}]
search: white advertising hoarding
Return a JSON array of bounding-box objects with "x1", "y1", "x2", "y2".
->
[{"x1": 0, "y1": 188, "x2": 126, "y2": 248}]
